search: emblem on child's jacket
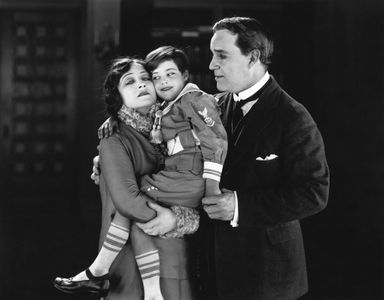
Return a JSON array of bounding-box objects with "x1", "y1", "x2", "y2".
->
[{"x1": 198, "y1": 108, "x2": 215, "y2": 127}]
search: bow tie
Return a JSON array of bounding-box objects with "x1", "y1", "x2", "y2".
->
[
  {"x1": 234, "y1": 97, "x2": 257, "y2": 107},
  {"x1": 233, "y1": 93, "x2": 257, "y2": 107},
  {"x1": 232, "y1": 98, "x2": 254, "y2": 129}
]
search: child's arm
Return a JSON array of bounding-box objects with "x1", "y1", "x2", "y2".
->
[
  {"x1": 205, "y1": 178, "x2": 221, "y2": 196},
  {"x1": 183, "y1": 91, "x2": 228, "y2": 193}
]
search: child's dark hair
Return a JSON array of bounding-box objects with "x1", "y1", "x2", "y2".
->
[
  {"x1": 104, "y1": 57, "x2": 146, "y2": 118},
  {"x1": 145, "y1": 46, "x2": 189, "y2": 74}
]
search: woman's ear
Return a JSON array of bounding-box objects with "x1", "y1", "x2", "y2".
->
[{"x1": 183, "y1": 70, "x2": 189, "y2": 82}]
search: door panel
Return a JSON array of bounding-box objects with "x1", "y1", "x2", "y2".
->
[{"x1": 0, "y1": 10, "x2": 80, "y2": 204}]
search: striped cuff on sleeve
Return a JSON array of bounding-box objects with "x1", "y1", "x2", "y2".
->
[{"x1": 203, "y1": 161, "x2": 223, "y2": 182}]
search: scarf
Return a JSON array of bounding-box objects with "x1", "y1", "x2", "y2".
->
[{"x1": 117, "y1": 103, "x2": 160, "y2": 138}]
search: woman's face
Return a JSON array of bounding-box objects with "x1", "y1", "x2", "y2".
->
[{"x1": 118, "y1": 63, "x2": 156, "y2": 111}]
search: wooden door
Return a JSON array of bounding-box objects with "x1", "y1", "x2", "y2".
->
[{"x1": 0, "y1": 10, "x2": 81, "y2": 206}]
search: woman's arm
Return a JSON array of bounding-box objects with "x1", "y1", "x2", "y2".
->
[
  {"x1": 99, "y1": 136, "x2": 156, "y2": 222},
  {"x1": 100, "y1": 133, "x2": 200, "y2": 236}
]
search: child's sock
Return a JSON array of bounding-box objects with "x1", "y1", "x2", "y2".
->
[
  {"x1": 71, "y1": 222, "x2": 129, "y2": 281},
  {"x1": 135, "y1": 250, "x2": 163, "y2": 299}
]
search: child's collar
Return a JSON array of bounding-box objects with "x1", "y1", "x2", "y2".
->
[
  {"x1": 161, "y1": 82, "x2": 201, "y2": 116},
  {"x1": 178, "y1": 82, "x2": 201, "y2": 97}
]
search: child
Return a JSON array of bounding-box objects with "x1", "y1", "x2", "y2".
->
[
  {"x1": 140, "y1": 45, "x2": 227, "y2": 207},
  {"x1": 54, "y1": 47, "x2": 227, "y2": 299}
]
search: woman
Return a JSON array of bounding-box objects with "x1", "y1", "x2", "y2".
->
[{"x1": 55, "y1": 58, "x2": 199, "y2": 300}]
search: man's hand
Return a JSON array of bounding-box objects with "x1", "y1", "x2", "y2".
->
[
  {"x1": 136, "y1": 202, "x2": 177, "y2": 236},
  {"x1": 202, "y1": 188, "x2": 235, "y2": 221},
  {"x1": 90, "y1": 155, "x2": 100, "y2": 185},
  {"x1": 98, "y1": 117, "x2": 119, "y2": 139}
]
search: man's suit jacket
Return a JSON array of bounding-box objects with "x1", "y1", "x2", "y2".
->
[{"x1": 200, "y1": 76, "x2": 330, "y2": 300}]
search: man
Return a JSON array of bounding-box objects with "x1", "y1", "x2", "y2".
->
[{"x1": 198, "y1": 17, "x2": 329, "y2": 300}]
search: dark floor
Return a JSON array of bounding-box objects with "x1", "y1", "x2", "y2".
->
[
  {"x1": 0, "y1": 195, "x2": 102, "y2": 300},
  {"x1": 1, "y1": 187, "x2": 383, "y2": 300}
]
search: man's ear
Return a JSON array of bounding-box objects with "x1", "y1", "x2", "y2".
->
[
  {"x1": 183, "y1": 70, "x2": 189, "y2": 82},
  {"x1": 249, "y1": 49, "x2": 261, "y2": 65}
]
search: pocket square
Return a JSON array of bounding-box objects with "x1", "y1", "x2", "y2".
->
[{"x1": 256, "y1": 154, "x2": 278, "y2": 161}]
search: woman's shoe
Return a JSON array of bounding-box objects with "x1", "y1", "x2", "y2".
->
[{"x1": 53, "y1": 268, "x2": 110, "y2": 296}]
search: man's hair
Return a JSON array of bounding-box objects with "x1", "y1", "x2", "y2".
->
[
  {"x1": 213, "y1": 17, "x2": 274, "y2": 66},
  {"x1": 145, "y1": 46, "x2": 189, "y2": 73},
  {"x1": 104, "y1": 57, "x2": 146, "y2": 118}
]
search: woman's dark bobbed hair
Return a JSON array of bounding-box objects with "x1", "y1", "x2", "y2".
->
[{"x1": 104, "y1": 57, "x2": 146, "y2": 118}]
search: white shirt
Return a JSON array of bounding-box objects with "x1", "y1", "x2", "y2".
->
[
  {"x1": 233, "y1": 71, "x2": 270, "y2": 116},
  {"x1": 230, "y1": 71, "x2": 270, "y2": 228}
]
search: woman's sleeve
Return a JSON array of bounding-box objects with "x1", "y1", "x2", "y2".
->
[
  {"x1": 99, "y1": 136, "x2": 156, "y2": 223},
  {"x1": 161, "y1": 206, "x2": 200, "y2": 239}
]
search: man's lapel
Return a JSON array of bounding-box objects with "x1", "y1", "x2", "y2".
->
[
  {"x1": 225, "y1": 77, "x2": 280, "y2": 168},
  {"x1": 234, "y1": 77, "x2": 279, "y2": 147}
]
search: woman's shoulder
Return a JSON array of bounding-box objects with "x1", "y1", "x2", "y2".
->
[
  {"x1": 99, "y1": 124, "x2": 135, "y2": 149},
  {"x1": 102, "y1": 123, "x2": 157, "y2": 154}
]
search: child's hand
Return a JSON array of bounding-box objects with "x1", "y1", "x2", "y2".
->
[{"x1": 98, "y1": 117, "x2": 119, "y2": 139}]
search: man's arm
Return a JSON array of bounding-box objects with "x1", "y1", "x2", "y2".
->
[{"x1": 203, "y1": 104, "x2": 329, "y2": 227}]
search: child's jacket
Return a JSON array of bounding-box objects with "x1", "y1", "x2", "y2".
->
[{"x1": 160, "y1": 83, "x2": 228, "y2": 182}]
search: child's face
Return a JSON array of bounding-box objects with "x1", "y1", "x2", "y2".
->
[
  {"x1": 118, "y1": 62, "x2": 156, "y2": 110},
  {"x1": 151, "y1": 60, "x2": 188, "y2": 102}
]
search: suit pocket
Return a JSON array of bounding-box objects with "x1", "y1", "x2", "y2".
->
[
  {"x1": 252, "y1": 157, "x2": 280, "y2": 184},
  {"x1": 266, "y1": 220, "x2": 301, "y2": 244},
  {"x1": 253, "y1": 156, "x2": 279, "y2": 168}
]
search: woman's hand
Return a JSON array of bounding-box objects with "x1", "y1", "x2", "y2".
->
[{"x1": 136, "y1": 202, "x2": 177, "y2": 236}]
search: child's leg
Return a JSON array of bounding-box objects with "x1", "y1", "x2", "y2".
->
[
  {"x1": 131, "y1": 223, "x2": 163, "y2": 300},
  {"x1": 71, "y1": 212, "x2": 130, "y2": 281}
]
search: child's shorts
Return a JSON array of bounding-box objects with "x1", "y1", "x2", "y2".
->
[{"x1": 140, "y1": 151, "x2": 204, "y2": 208}]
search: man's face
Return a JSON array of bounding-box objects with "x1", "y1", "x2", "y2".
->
[{"x1": 209, "y1": 29, "x2": 254, "y2": 93}]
